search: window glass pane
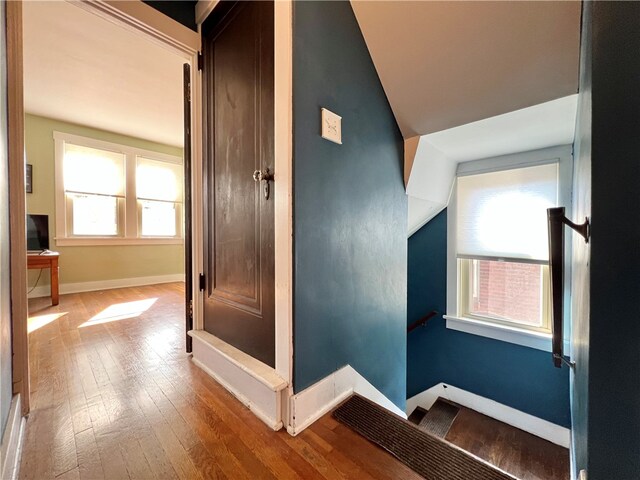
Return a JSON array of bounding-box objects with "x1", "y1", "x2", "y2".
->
[
  {"x1": 137, "y1": 157, "x2": 183, "y2": 202},
  {"x1": 141, "y1": 200, "x2": 176, "y2": 237},
  {"x1": 469, "y1": 259, "x2": 544, "y2": 328},
  {"x1": 64, "y1": 143, "x2": 125, "y2": 196},
  {"x1": 71, "y1": 194, "x2": 118, "y2": 236},
  {"x1": 457, "y1": 164, "x2": 558, "y2": 262}
]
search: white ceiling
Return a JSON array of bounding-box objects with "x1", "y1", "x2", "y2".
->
[
  {"x1": 406, "y1": 95, "x2": 578, "y2": 236},
  {"x1": 351, "y1": 1, "x2": 581, "y2": 138},
  {"x1": 23, "y1": 1, "x2": 185, "y2": 147}
]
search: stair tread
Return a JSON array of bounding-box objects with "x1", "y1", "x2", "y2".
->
[
  {"x1": 418, "y1": 398, "x2": 460, "y2": 438},
  {"x1": 408, "y1": 406, "x2": 428, "y2": 425}
]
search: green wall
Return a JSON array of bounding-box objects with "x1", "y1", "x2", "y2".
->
[{"x1": 25, "y1": 114, "x2": 184, "y2": 289}]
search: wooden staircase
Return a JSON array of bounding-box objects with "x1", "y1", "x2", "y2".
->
[{"x1": 407, "y1": 398, "x2": 570, "y2": 480}]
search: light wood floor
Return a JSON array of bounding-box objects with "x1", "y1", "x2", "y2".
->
[{"x1": 21, "y1": 283, "x2": 422, "y2": 480}]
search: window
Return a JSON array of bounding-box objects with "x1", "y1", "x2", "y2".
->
[
  {"x1": 445, "y1": 147, "x2": 572, "y2": 352},
  {"x1": 460, "y1": 259, "x2": 550, "y2": 332},
  {"x1": 136, "y1": 157, "x2": 183, "y2": 237},
  {"x1": 63, "y1": 143, "x2": 125, "y2": 237},
  {"x1": 455, "y1": 163, "x2": 557, "y2": 333},
  {"x1": 54, "y1": 132, "x2": 183, "y2": 246}
]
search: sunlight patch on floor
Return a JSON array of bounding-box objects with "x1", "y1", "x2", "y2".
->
[
  {"x1": 78, "y1": 298, "x2": 158, "y2": 328},
  {"x1": 28, "y1": 312, "x2": 68, "y2": 333}
]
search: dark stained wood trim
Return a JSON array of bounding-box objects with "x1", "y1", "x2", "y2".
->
[
  {"x1": 184, "y1": 62, "x2": 193, "y2": 353},
  {"x1": 6, "y1": 0, "x2": 30, "y2": 416}
]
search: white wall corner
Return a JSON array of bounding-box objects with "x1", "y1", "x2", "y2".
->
[
  {"x1": 406, "y1": 137, "x2": 457, "y2": 236},
  {"x1": 287, "y1": 365, "x2": 406, "y2": 436},
  {"x1": 0, "y1": 395, "x2": 26, "y2": 480},
  {"x1": 406, "y1": 383, "x2": 570, "y2": 448}
]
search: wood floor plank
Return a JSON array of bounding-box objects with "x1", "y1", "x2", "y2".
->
[
  {"x1": 23, "y1": 283, "x2": 566, "y2": 480},
  {"x1": 119, "y1": 436, "x2": 154, "y2": 480},
  {"x1": 75, "y1": 428, "x2": 105, "y2": 480},
  {"x1": 51, "y1": 401, "x2": 78, "y2": 477}
]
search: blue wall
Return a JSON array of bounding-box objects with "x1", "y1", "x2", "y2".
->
[
  {"x1": 584, "y1": 2, "x2": 640, "y2": 478},
  {"x1": 407, "y1": 209, "x2": 571, "y2": 427},
  {"x1": 292, "y1": 1, "x2": 407, "y2": 409}
]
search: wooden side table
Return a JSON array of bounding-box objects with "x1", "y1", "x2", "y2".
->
[{"x1": 27, "y1": 251, "x2": 59, "y2": 306}]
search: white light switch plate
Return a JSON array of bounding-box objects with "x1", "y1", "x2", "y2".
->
[{"x1": 321, "y1": 108, "x2": 342, "y2": 144}]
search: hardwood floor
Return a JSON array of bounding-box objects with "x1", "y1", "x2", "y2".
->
[
  {"x1": 21, "y1": 283, "x2": 422, "y2": 480},
  {"x1": 445, "y1": 406, "x2": 569, "y2": 480}
]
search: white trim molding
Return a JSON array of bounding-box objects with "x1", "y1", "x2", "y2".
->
[
  {"x1": 287, "y1": 365, "x2": 406, "y2": 436},
  {"x1": 27, "y1": 273, "x2": 184, "y2": 299},
  {"x1": 0, "y1": 395, "x2": 26, "y2": 480},
  {"x1": 273, "y1": 0, "x2": 294, "y2": 387},
  {"x1": 189, "y1": 330, "x2": 288, "y2": 431},
  {"x1": 195, "y1": 0, "x2": 219, "y2": 25},
  {"x1": 406, "y1": 383, "x2": 570, "y2": 448},
  {"x1": 78, "y1": 1, "x2": 201, "y2": 56},
  {"x1": 444, "y1": 315, "x2": 571, "y2": 353}
]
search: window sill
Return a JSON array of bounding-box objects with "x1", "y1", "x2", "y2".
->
[
  {"x1": 55, "y1": 237, "x2": 184, "y2": 247},
  {"x1": 444, "y1": 315, "x2": 569, "y2": 353}
]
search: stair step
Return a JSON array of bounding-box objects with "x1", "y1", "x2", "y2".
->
[
  {"x1": 408, "y1": 406, "x2": 428, "y2": 425},
  {"x1": 333, "y1": 394, "x2": 516, "y2": 480},
  {"x1": 418, "y1": 398, "x2": 460, "y2": 438}
]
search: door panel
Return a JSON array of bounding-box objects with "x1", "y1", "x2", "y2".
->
[{"x1": 202, "y1": 1, "x2": 275, "y2": 367}]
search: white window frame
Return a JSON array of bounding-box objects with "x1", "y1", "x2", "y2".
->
[
  {"x1": 444, "y1": 145, "x2": 573, "y2": 352},
  {"x1": 54, "y1": 131, "x2": 184, "y2": 246}
]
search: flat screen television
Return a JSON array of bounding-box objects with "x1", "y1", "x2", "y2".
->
[{"x1": 26, "y1": 214, "x2": 49, "y2": 252}]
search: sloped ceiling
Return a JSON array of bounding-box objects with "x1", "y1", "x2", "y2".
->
[
  {"x1": 351, "y1": 1, "x2": 581, "y2": 138},
  {"x1": 23, "y1": 1, "x2": 185, "y2": 147}
]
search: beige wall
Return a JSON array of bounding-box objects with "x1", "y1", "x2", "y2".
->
[{"x1": 25, "y1": 114, "x2": 184, "y2": 288}]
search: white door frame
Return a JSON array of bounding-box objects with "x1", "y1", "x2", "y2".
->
[
  {"x1": 78, "y1": 1, "x2": 294, "y2": 391},
  {"x1": 75, "y1": 0, "x2": 204, "y2": 348}
]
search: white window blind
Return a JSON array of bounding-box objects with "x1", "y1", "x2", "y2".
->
[
  {"x1": 136, "y1": 157, "x2": 183, "y2": 237},
  {"x1": 456, "y1": 163, "x2": 559, "y2": 263},
  {"x1": 136, "y1": 157, "x2": 183, "y2": 202},
  {"x1": 64, "y1": 144, "x2": 125, "y2": 196}
]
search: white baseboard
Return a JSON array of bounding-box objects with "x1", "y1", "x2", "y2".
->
[
  {"x1": 189, "y1": 330, "x2": 288, "y2": 431},
  {"x1": 0, "y1": 395, "x2": 26, "y2": 480},
  {"x1": 287, "y1": 365, "x2": 406, "y2": 436},
  {"x1": 28, "y1": 273, "x2": 185, "y2": 299},
  {"x1": 406, "y1": 383, "x2": 570, "y2": 448}
]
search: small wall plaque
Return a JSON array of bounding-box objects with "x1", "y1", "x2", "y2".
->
[{"x1": 321, "y1": 108, "x2": 342, "y2": 145}]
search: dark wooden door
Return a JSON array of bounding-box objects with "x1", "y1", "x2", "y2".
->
[
  {"x1": 202, "y1": 1, "x2": 275, "y2": 367},
  {"x1": 183, "y1": 63, "x2": 193, "y2": 353}
]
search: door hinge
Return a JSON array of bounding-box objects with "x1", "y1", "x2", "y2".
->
[
  {"x1": 188, "y1": 299, "x2": 193, "y2": 319},
  {"x1": 197, "y1": 52, "x2": 203, "y2": 71},
  {"x1": 199, "y1": 273, "x2": 206, "y2": 291}
]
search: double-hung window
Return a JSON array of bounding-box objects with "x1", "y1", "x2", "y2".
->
[
  {"x1": 446, "y1": 148, "x2": 570, "y2": 350},
  {"x1": 136, "y1": 157, "x2": 183, "y2": 237},
  {"x1": 54, "y1": 132, "x2": 183, "y2": 246},
  {"x1": 63, "y1": 143, "x2": 125, "y2": 237}
]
